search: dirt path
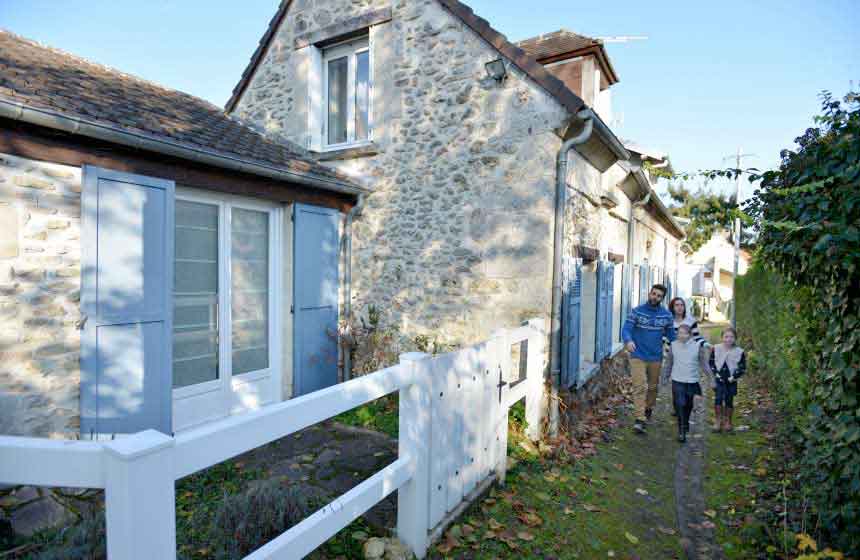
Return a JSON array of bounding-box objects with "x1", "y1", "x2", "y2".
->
[{"x1": 672, "y1": 387, "x2": 724, "y2": 559}]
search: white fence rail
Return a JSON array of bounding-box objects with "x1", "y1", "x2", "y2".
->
[{"x1": 0, "y1": 319, "x2": 545, "y2": 559}]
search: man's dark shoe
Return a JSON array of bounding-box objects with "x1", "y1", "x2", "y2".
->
[
  {"x1": 678, "y1": 429, "x2": 686, "y2": 443},
  {"x1": 645, "y1": 408, "x2": 653, "y2": 421},
  {"x1": 633, "y1": 420, "x2": 646, "y2": 434}
]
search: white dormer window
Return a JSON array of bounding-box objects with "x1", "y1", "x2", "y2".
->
[{"x1": 309, "y1": 36, "x2": 370, "y2": 151}]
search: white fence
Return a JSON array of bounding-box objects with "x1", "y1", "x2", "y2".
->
[{"x1": 0, "y1": 320, "x2": 544, "y2": 559}]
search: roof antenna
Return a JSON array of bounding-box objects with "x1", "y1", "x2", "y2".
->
[{"x1": 595, "y1": 35, "x2": 649, "y2": 43}]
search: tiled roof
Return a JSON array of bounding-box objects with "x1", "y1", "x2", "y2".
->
[
  {"x1": 515, "y1": 30, "x2": 599, "y2": 60},
  {"x1": 225, "y1": 0, "x2": 587, "y2": 117},
  {"x1": 0, "y1": 29, "x2": 356, "y2": 186}
]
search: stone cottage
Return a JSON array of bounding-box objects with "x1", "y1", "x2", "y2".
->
[
  {"x1": 0, "y1": 0, "x2": 684, "y2": 441},
  {"x1": 227, "y1": 0, "x2": 684, "y2": 424},
  {"x1": 0, "y1": 30, "x2": 366, "y2": 439}
]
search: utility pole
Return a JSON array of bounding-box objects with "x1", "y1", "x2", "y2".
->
[{"x1": 723, "y1": 148, "x2": 755, "y2": 328}]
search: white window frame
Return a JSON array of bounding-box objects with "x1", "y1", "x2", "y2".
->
[
  {"x1": 320, "y1": 36, "x2": 372, "y2": 151},
  {"x1": 172, "y1": 188, "x2": 282, "y2": 407}
]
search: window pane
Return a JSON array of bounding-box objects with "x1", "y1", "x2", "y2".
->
[
  {"x1": 327, "y1": 56, "x2": 348, "y2": 145},
  {"x1": 231, "y1": 208, "x2": 269, "y2": 375},
  {"x1": 173, "y1": 200, "x2": 219, "y2": 388},
  {"x1": 355, "y1": 50, "x2": 370, "y2": 141}
]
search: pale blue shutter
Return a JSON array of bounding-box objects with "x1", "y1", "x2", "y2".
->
[
  {"x1": 639, "y1": 264, "x2": 649, "y2": 303},
  {"x1": 561, "y1": 257, "x2": 582, "y2": 388},
  {"x1": 620, "y1": 263, "x2": 631, "y2": 339},
  {"x1": 80, "y1": 166, "x2": 174, "y2": 437},
  {"x1": 293, "y1": 204, "x2": 340, "y2": 396},
  {"x1": 595, "y1": 261, "x2": 609, "y2": 362},
  {"x1": 606, "y1": 263, "x2": 615, "y2": 350}
]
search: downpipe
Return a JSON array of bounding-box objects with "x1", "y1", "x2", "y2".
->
[{"x1": 548, "y1": 109, "x2": 595, "y2": 438}]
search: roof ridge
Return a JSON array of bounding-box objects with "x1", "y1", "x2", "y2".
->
[
  {"x1": 0, "y1": 28, "x2": 225, "y2": 115},
  {"x1": 516, "y1": 28, "x2": 596, "y2": 45}
]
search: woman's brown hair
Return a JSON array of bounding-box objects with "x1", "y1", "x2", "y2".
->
[{"x1": 668, "y1": 297, "x2": 686, "y2": 317}]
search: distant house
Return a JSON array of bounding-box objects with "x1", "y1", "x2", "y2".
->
[
  {"x1": 677, "y1": 229, "x2": 751, "y2": 321},
  {"x1": 0, "y1": 31, "x2": 365, "y2": 438}
]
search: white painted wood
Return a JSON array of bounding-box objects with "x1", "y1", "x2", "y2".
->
[
  {"x1": 446, "y1": 348, "x2": 467, "y2": 512},
  {"x1": 0, "y1": 437, "x2": 105, "y2": 488},
  {"x1": 247, "y1": 458, "x2": 412, "y2": 559},
  {"x1": 396, "y1": 352, "x2": 431, "y2": 559},
  {"x1": 428, "y1": 351, "x2": 452, "y2": 526},
  {"x1": 525, "y1": 319, "x2": 546, "y2": 441},
  {"x1": 174, "y1": 364, "x2": 413, "y2": 479},
  {"x1": 103, "y1": 430, "x2": 176, "y2": 560}
]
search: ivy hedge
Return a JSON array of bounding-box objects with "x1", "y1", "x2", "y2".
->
[{"x1": 736, "y1": 91, "x2": 859, "y2": 554}]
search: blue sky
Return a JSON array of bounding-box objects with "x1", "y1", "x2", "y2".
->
[{"x1": 2, "y1": 0, "x2": 858, "y2": 199}]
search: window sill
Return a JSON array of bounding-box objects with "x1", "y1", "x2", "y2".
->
[{"x1": 315, "y1": 143, "x2": 380, "y2": 161}]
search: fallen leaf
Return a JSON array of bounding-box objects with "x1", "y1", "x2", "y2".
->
[
  {"x1": 625, "y1": 531, "x2": 639, "y2": 544},
  {"x1": 517, "y1": 511, "x2": 543, "y2": 527},
  {"x1": 657, "y1": 526, "x2": 676, "y2": 536},
  {"x1": 488, "y1": 519, "x2": 504, "y2": 531},
  {"x1": 635, "y1": 488, "x2": 649, "y2": 496},
  {"x1": 563, "y1": 507, "x2": 575, "y2": 515},
  {"x1": 795, "y1": 533, "x2": 817, "y2": 553},
  {"x1": 535, "y1": 492, "x2": 552, "y2": 501},
  {"x1": 483, "y1": 498, "x2": 497, "y2": 505},
  {"x1": 582, "y1": 504, "x2": 602, "y2": 512},
  {"x1": 701, "y1": 520, "x2": 716, "y2": 529},
  {"x1": 517, "y1": 531, "x2": 535, "y2": 542},
  {"x1": 704, "y1": 509, "x2": 716, "y2": 518}
]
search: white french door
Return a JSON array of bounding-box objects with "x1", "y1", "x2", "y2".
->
[{"x1": 172, "y1": 189, "x2": 282, "y2": 431}]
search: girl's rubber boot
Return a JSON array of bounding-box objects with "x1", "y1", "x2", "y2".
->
[
  {"x1": 724, "y1": 407, "x2": 734, "y2": 433},
  {"x1": 713, "y1": 405, "x2": 723, "y2": 433}
]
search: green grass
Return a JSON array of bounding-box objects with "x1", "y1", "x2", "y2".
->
[
  {"x1": 430, "y1": 404, "x2": 683, "y2": 559},
  {"x1": 335, "y1": 394, "x2": 399, "y2": 438}
]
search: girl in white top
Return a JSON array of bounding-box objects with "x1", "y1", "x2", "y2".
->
[{"x1": 663, "y1": 324, "x2": 711, "y2": 442}]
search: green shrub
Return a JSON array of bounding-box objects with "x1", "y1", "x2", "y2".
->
[
  {"x1": 31, "y1": 511, "x2": 106, "y2": 560},
  {"x1": 736, "y1": 90, "x2": 859, "y2": 554},
  {"x1": 211, "y1": 480, "x2": 308, "y2": 559}
]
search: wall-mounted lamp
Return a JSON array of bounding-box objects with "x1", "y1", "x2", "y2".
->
[{"x1": 484, "y1": 59, "x2": 507, "y2": 82}]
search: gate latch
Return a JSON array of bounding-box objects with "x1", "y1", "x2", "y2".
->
[{"x1": 496, "y1": 366, "x2": 508, "y2": 404}]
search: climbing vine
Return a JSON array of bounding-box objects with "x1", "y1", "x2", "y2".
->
[{"x1": 733, "y1": 91, "x2": 859, "y2": 554}]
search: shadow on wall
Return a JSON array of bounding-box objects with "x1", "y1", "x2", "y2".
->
[{"x1": 346, "y1": 20, "x2": 569, "y2": 349}]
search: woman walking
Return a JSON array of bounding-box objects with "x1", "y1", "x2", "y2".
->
[{"x1": 666, "y1": 297, "x2": 707, "y2": 417}]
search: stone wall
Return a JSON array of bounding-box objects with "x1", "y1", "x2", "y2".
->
[
  {"x1": 232, "y1": 0, "x2": 595, "y2": 347},
  {"x1": 0, "y1": 152, "x2": 82, "y2": 439}
]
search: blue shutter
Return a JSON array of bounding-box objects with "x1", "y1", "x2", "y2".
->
[
  {"x1": 620, "y1": 263, "x2": 631, "y2": 339},
  {"x1": 595, "y1": 261, "x2": 610, "y2": 362},
  {"x1": 80, "y1": 166, "x2": 174, "y2": 437},
  {"x1": 561, "y1": 257, "x2": 582, "y2": 388},
  {"x1": 606, "y1": 263, "x2": 615, "y2": 351},
  {"x1": 293, "y1": 204, "x2": 341, "y2": 396},
  {"x1": 639, "y1": 264, "x2": 649, "y2": 304}
]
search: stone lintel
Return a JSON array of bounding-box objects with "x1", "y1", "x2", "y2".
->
[
  {"x1": 315, "y1": 143, "x2": 380, "y2": 162},
  {"x1": 294, "y1": 7, "x2": 393, "y2": 50}
]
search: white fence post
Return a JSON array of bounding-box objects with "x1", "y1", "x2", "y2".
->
[
  {"x1": 103, "y1": 430, "x2": 176, "y2": 559},
  {"x1": 525, "y1": 318, "x2": 546, "y2": 441},
  {"x1": 396, "y1": 352, "x2": 431, "y2": 559}
]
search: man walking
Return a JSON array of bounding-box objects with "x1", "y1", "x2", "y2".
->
[{"x1": 622, "y1": 284, "x2": 675, "y2": 434}]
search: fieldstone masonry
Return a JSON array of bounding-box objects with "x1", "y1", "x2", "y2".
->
[
  {"x1": 0, "y1": 152, "x2": 82, "y2": 439},
  {"x1": 234, "y1": 0, "x2": 585, "y2": 347}
]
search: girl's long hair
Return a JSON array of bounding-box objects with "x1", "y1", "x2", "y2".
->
[{"x1": 668, "y1": 297, "x2": 686, "y2": 318}]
